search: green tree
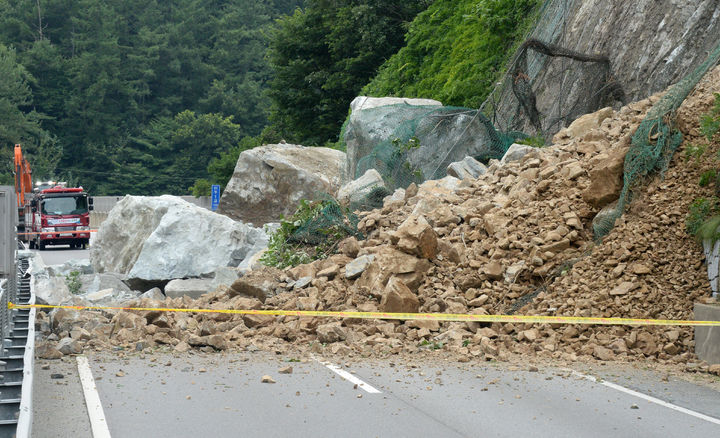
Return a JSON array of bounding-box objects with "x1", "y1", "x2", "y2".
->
[
  {"x1": 267, "y1": 0, "x2": 429, "y2": 145},
  {"x1": 0, "y1": 43, "x2": 57, "y2": 183},
  {"x1": 363, "y1": 0, "x2": 543, "y2": 108}
]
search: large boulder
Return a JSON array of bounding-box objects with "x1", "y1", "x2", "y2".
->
[
  {"x1": 217, "y1": 143, "x2": 346, "y2": 226},
  {"x1": 343, "y1": 96, "x2": 442, "y2": 179},
  {"x1": 90, "y1": 195, "x2": 268, "y2": 284}
]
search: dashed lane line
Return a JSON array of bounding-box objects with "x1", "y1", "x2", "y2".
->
[
  {"x1": 313, "y1": 357, "x2": 382, "y2": 394},
  {"x1": 76, "y1": 356, "x2": 112, "y2": 438}
]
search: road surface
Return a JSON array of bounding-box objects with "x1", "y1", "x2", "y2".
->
[
  {"x1": 33, "y1": 349, "x2": 720, "y2": 437},
  {"x1": 32, "y1": 246, "x2": 89, "y2": 266}
]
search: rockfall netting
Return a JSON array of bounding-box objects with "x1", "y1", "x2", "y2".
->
[
  {"x1": 593, "y1": 40, "x2": 720, "y2": 239},
  {"x1": 350, "y1": 105, "x2": 522, "y2": 192}
]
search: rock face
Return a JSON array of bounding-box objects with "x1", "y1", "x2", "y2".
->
[
  {"x1": 91, "y1": 195, "x2": 268, "y2": 283},
  {"x1": 337, "y1": 169, "x2": 386, "y2": 206},
  {"x1": 492, "y1": 0, "x2": 720, "y2": 135},
  {"x1": 217, "y1": 144, "x2": 346, "y2": 226},
  {"x1": 343, "y1": 96, "x2": 442, "y2": 179}
]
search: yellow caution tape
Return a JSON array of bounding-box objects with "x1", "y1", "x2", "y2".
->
[{"x1": 8, "y1": 302, "x2": 720, "y2": 326}]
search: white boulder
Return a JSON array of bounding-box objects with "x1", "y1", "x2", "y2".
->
[
  {"x1": 217, "y1": 143, "x2": 347, "y2": 226},
  {"x1": 90, "y1": 195, "x2": 268, "y2": 283}
]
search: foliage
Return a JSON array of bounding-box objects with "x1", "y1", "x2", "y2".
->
[
  {"x1": 0, "y1": 0, "x2": 301, "y2": 195},
  {"x1": 517, "y1": 135, "x2": 546, "y2": 148},
  {"x1": 65, "y1": 270, "x2": 82, "y2": 295},
  {"x1": 0, "y1": 43, "x2": 57, "y2": 184},
  {"x1": 684, "y1": 143, "x2": 707, "y2": 163},
  {"x1": 260, "y1": 199, "x2": 359, "y2": 269},
  {"x1": 699, "y1": 170, "x2": 717, "y2": 187},
  {"x1": 362, "y1": 0, "x2": 543, "y2": 108},
  {"x1": 687, "y1": 197, "x2": 719, "y2": 238},
  {"x1": 701, "y1": 93, "x2": 720, "y2": 141},
  {"x1": 689, "y1": 94, "x2": 720, "y2": 243},
  {"x1": 266, "y1": 0, "x2": 429, "y2": 145}
]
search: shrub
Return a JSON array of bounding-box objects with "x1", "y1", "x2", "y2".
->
[{"x1": 65, "y1": 271, "x2": 82, "y2": 295}]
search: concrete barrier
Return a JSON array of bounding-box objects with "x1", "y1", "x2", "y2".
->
[{"x1": 694, "y1": 302, "x2": 720, "y2": 365}]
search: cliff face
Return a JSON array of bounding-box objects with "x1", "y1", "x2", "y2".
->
[{"x1": 491, "y1": 0, "x2": 720, "y2": 136}]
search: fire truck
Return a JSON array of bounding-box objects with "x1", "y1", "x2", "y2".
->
[{"x1": 13, "y1": 144, "x2": 93, "y2": 250}]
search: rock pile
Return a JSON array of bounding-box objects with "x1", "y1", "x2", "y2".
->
[{"x1": 36, "y1": 67, "x2": 720, "y2": 369}]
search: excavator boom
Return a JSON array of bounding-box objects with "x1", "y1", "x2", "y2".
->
[{"x1": 13, "y1": 144, "x2": 32, "y2": 207}]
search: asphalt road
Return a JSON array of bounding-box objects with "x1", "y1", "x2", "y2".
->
[
  {"x1": 33, "y1": 350, "x2": 720, "y2": 438},
  {"x1": 32, "y1": 246, "x2": 89, "y2": 266}
]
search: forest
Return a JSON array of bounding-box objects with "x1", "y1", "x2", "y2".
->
[{"x1": 0, "y1": 0, "x2": 539, "y2": 195}]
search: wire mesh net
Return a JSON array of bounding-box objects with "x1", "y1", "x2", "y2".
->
[
  {"x1": 348, "y1": 105, "x2": 522, "y2": 192},
  {"x1": 593, "y1": 39, "x2": 720, "y2": 239}
]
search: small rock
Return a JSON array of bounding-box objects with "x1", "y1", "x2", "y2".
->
[
  {"x1": 116, "y1": 371, "x2": 125, "y2": 377},
  {"x1": 261, "y1": 375, "x2": 276, "y2": 384},
  {"x1": 279, "y1": 366, "x2": 293, "y2": 374},
  {"x1": 50, "y1": 373, "x2": 64, "y2": 379}
]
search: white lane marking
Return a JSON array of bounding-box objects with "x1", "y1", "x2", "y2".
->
[
  {"x1": 567, "y1": 369, "x2": 720, "y2": 426},
  {"x1": 314, "y1": 357, "x2": 382, "y2": 394},
  {"x1": 77, "y1": 356, "x2": 112, "y2": 438}
]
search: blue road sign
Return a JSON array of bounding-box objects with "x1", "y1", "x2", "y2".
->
[{"x1": 211, "y1": 184, "x2": 220, "y2": 211}]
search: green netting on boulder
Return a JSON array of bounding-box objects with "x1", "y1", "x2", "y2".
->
[
  {"x1": 349, "y1": 105, "x2": 523, "y2": 192},
  {"x1": 287, "y1": 199, "x2": 362, "y2": 247},
  {"x1": 593, "y1": 40, "x2": 720, "y2": 239}
]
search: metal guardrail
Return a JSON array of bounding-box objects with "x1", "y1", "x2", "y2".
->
[{"x1": 0, "y1": 186, "x2": 34, "y2": 437}]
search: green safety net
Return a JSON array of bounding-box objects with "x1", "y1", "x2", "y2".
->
[
  {"x1": 349, "y1": 105, "x2": 522, "y2": 193},
  {"x1": 593, "y1": 39, "x2": 720, "y2": 239}
]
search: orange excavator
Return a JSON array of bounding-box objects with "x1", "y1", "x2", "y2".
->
[
  {"x1": 13, "y1": 144, "x2": 93, "y2": 249},
  {"x1": 13, "y1": 144, "x2": 32, "y2": 236}
]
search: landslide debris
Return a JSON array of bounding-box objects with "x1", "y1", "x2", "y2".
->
[{"x1": 36, "y1": 66, "x2": 720, "y2": 372}]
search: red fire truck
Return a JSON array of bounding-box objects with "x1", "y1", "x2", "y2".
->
[{"x1": 14, "y1": 144, "x2": 93, "y2": 250}]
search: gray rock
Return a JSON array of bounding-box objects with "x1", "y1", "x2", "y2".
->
[
  {"x1": 90, "y1": 195, "x2": 268, "y2": 283},
  {"x1": 337, "y1": 169, "x2": 386, "y2": 205},
  {"x1": 345, "y1": 255, "x2": 375, "y2": 280},
  {"x1": 164, "y1": 278, "x2": 215, "y2": 299},
  {"x1": 217, "y1": 144, "x2": 346, "y2": 226},
  {"x1": 447, "y1": 156, "x2": 487, "y2": 179},
  {"x1": 500, "y1": 144, "x2": 535, "y2": 165},
  {"x1": 703, "y1": 237, "x2": 720, "y2": 298},
  {"x1": 80, "y1": 273, "x2": 131, "y2": 295},
  {"x1": 85, "y1": 288, "x2": 114, "y2": 302},
  {"x1": 140, "y1": 288, "x2": 165, "y2": 300},
  {"x1": 344, "y1": 96, "x2": 442, "y2": 179},
  {"x1": 293, "y1": 276, "x2": 313, "y2": 290},
  {"x1": 210, "y1": 267, "x2": 242, "y2": 291},
  {"x1": 46, "y1": 259, "x2": 94, "y2": 277},
  {"x1": 57, "y1": 337, "x2": 82, "y2": 355},
  {"x1": 33, "y1": 274, "x2": 72, "y2": 306}
]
